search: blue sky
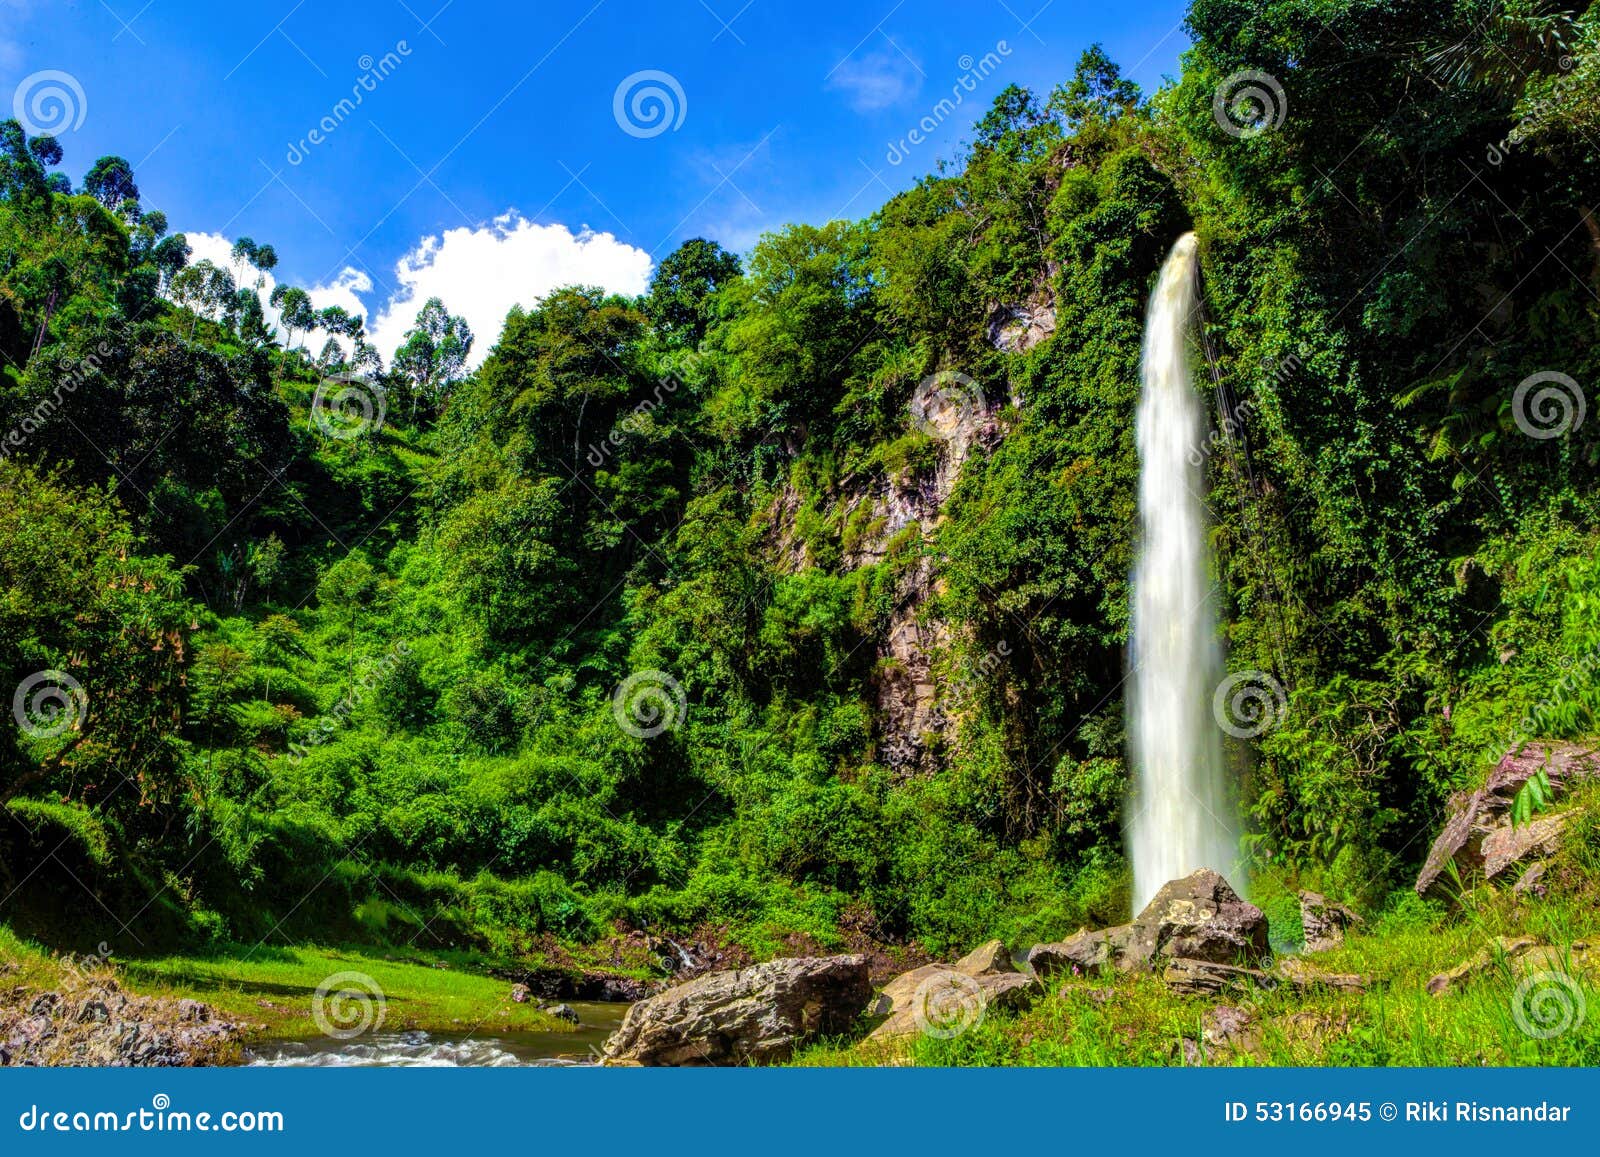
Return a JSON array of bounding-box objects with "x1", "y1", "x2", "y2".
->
[{"x1": 3, "y1": 0, "x2": 1190, "y2": 359}]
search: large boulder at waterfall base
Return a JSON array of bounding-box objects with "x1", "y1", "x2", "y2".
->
[
  {"x1": 599, "y1": 955, "x2": 870, "y2": 1066},
  {"x1": 1028, "y1": 869, "x2": 1268, "y2": 979}
]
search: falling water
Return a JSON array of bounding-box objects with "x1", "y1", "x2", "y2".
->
[{"x1": 1126, "y1": 232, "x2": 1239, "y2": 913}]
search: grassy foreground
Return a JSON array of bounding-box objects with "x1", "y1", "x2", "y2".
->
[
  {"x1": 796, "y1": 801, "x2": 1600, "y2": 1067},
  {"x1": 0, "y1": 930, "x2": 567, "y2": 1043}
]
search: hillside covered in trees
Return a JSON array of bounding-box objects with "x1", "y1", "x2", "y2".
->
[{"x1": 1, "y1": 0, "x2": 1598, "y2": 992}]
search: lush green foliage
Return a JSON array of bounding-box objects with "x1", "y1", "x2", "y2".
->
[{"x1": 0, "y1": 0, "x2": 1596, "y2": 974}]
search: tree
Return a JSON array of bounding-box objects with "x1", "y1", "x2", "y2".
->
[
  {"x1": 0, "y1": 461, "x2": 193, "y2": 811},
  {"x1": 644, "y1": 237, "x2": 742, "y2": 345},
  {"x1": 317, "y1": 336, "x2": 347, "y2": 372},
  {"x1": 169, "y1": 258, "x2": 236, "y2": 336},
  {"x1": 392, "y1": 297, "x2": 472, "y2": 419},
  {"x1": 269, "y1": 285, "x2": 315, "y2": 347},
  {"x1": 1050, "y1": 45, "x2": 1141, "y2": 131},
  {"x1": 83, "y1": 155, "x2": 139, "y2": 213}
]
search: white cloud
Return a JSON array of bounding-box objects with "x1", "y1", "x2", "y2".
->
[
  {"x1": 364, "y1": 214, "x2": 653, "y2": 368},
  {"x1": 827, "y1": 49, "x2": 922, "y2": 112},
  {"x1": 174, "y1": 216, "x2": 652, "y2": 369},
  {"x1": 179, "y1": 232, "x2": 371, "y2": 354}
]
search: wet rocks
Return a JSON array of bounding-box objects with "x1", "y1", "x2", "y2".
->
[
  {"x1": 600, "y1": 955, "x2": 871, "y2": 1066},
  {"x1": 1027, "y1": 869, "x2": 1269, "y2": 981},
  {"x1": 1, "y1": 977, "x2": 241, "y2": 1067}
]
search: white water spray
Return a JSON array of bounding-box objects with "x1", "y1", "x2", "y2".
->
[{"x1": 1126, "y1": 232, "x2": 1239, "y2": 913}]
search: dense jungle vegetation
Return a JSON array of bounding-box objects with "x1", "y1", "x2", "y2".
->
[{"x1": 1, "y1": 0, "x2": 1597, "y2": 972}]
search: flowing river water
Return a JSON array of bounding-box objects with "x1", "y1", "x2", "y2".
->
[{"x1": 246, "y1": 1001, "x2": 629, "y2": 1067}]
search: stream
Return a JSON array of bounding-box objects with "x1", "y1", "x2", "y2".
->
[{"x1": 246, "y1": 1001, "x2": 628, "y2": 1067}]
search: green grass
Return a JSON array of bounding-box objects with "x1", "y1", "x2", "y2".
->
[
  {"x1": 0, "y1": 930, "x2": 567, "y2": 1044},
  {"x1": 794, "y1": 873, "x2": 1600, "y2": 1067}
]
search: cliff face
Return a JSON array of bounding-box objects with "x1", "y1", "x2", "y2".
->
[{"x1": 767, "y1": 348, "x2": 1025, "y2": 775}]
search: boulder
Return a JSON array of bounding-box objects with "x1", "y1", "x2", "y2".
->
[
  {"x1": 1427, "y1": 937, "x2": 1598, "y2": 996},
  {"x1": 1415, "y1": 743, "x2": 1599, "y2": 895},
  {"x1": 1029, "y1": 869, "x2": 1268, "y2": 979},
  {"x1": 1480, "y1": 812, "x2": 1573, "y2": 880},
  {"x1": 1203, "y1": 1004, "x2": 1260, "y2": 1053},
  {"x1": 1275, "y1": 957, "x2": 1371, "y2": 994},
  {"x1": 953, "y1": 939, "x2": 1016, "y2": 976},
  {"x1": 865, "y1": 965, "x2": 1038, "y2": 1042},
  {"x1": 1298, "y1": 891, "x2": 1361, "y2": 953},
  {"x1": 1161, "y1": 959, "x2": 1271, "y2": 996},
  {"x1": 544, "y1": 1002, "x2": 580, "y2": 1024},
  {"x1": 599, "y1": 955, "x2": 870, "y2": 1066}
]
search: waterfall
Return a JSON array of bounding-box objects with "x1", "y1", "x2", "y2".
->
[{"x1": 1126, "y1": 232, "x2": 1240, "y2": 913}]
